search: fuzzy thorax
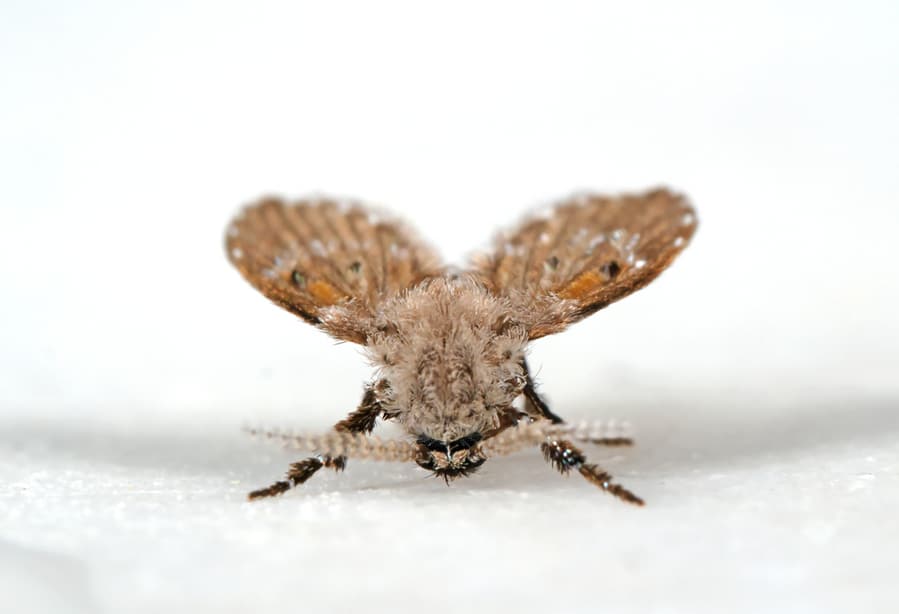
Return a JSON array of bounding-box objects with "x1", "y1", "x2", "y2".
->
[{"x1": 365, "y1": 275, "x2": 528, "y2": 443}]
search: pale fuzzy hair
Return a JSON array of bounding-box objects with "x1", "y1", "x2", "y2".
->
[
  {"x1": 364, "y1": 274, "x2": 528, "y2": 441},
  {"x1": 226, "y1": 190, "x2": 696, "y2": 504},
  {"x1": 246, "y1": 419, "x2": 632, "y2": 460}
]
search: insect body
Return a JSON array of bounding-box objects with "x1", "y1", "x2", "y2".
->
[{"x1": 226, "y1": 188, "x2": 697, "y2": 504}]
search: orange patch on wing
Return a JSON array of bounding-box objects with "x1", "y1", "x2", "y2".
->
[
  {"x1": 308, "y1": 280, "x2": 345, "y2": 305},
  {"x1": 557, "y1": 270, "x2": 603, "y2": 300}
]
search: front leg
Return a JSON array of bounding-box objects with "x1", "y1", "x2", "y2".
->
[
  {"x1": 521, "y1": 358, "x2": 564, "y2": 424},
  {"x1": 522, "y1": 359, "x2": 635, "y2": 447},
  {"x1": 541, "y1": 438, "x2": 644, "y2": 506},
  {"x1": 247, "y1": 384, "x2": 383, "y2": 500}
]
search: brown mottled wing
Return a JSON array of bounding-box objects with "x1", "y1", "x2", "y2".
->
[
  {"x1": 225, "y1": 197, "x2": 443, "y2": 343},
  {"x1": 472, "y1": 188, "x2": 697, "y2": 339}
]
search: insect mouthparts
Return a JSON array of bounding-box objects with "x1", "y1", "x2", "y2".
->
[{"x1": 414, "y1": 432, "x2": 488, "y2": 482}]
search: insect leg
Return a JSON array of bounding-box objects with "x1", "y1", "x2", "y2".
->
[
  {"x1": 521, "y1": 358, "x2": 564, "y2": 424},
  {"x1": 521, "y1": 362, "x2": 634, "y2": 447},
  {"x1": 247, "y1": 385, "x2": 384, "y2": 500},
  {"x1": 333, "y1": 386, "x2": 383, "y2": 434},
  {"x1": 540, "y1": 438, "x2": 644, "y2": 506},
  {"x1": 246, "y1": 456, "x2": 344, "y2": 499}
]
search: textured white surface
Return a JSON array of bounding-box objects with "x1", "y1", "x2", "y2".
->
[
  {"x1": 3, "y1": 385, "x2": 898, "y2": 614},
  {"x1": 2, "y1": 2, "x2": 899, "y2": 613}
]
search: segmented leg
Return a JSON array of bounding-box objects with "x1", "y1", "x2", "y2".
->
[
  {"x1": 247, "y1": 456, "x2": 346, "y2": 499},
  {"x1": 521, "y1": 359, "x2": 564, "y2": 424},
  {"x1": 541, "y1": 438, "x2": 644, "y2": 505},
  {"x1": 247, "y1": 385, "x2": 382, "y2": 500},
  {"x1": 521, "y1": 361, "x2": 635, "y2": 447}
]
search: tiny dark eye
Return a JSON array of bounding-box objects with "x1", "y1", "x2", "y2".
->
[
  {"x1": 449, "y1": 432, "x2": 483, "y2": 453},
  {"x1": 291, "y1": 270, "x2": 307, "y2": 288},
  {"x1": 545, "y1": 255, "x2": 560, "y2": 271},
  {"x1": 600, "y1": 261, "x2": 621, "y2": 279},
  {"x1": 416, "y1": 435, "x2": 445, "y2": 452},
  {"x1": 348, "y1": 261, "x2": 362, "y2": 273}
]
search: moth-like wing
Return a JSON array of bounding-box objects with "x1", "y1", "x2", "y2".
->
[
  {"x1": 226, "y1": 197, "x2": 443, "y2": 343},
  {"x1": 472, "y1": 188, "x2": 697, "y2": 339}
]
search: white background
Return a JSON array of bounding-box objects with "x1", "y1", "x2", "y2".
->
[{"x1": 1, "y1": 2, "x2": 897, "y2": 613}]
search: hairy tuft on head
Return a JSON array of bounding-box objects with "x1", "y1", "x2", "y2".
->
[{"x1": 365, "y1": 275, "x2": 529, "y2": 442}]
